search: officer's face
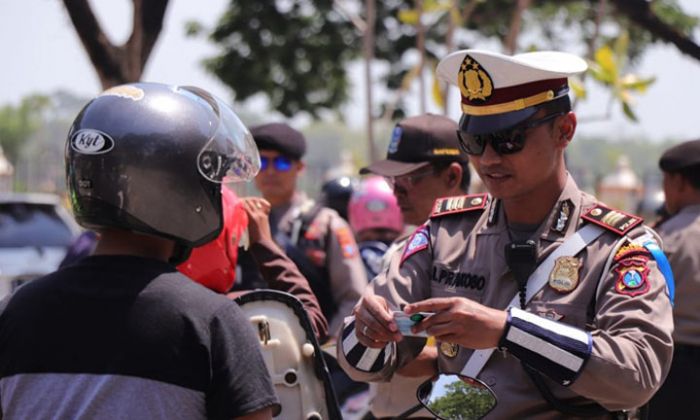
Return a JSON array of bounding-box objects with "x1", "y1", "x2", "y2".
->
[
  {"x1": 469, "y1": 110, "x2": 571, "y2": 203},
  {"x1": 391, "y1": 166, "x2": 456, "y2": 225},
  {"x1": 254, "y1": 150, "x2": 303, "y2": 205}
]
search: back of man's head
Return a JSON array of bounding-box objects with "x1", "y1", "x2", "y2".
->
[
  {"x1": 66, "y1": 83, "x2": 259, "y2": 262},
  {"x1": 659, "y1": 139, "x2": 700, "y2": 190}
]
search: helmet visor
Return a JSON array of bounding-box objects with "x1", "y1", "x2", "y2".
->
[{"x1": 187, "y1": 88, "x2": 260, "y2": 183}]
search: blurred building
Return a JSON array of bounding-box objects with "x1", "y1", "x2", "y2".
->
[{"x1": 597, "y1": 155, "x2": 643, "y2": 214}]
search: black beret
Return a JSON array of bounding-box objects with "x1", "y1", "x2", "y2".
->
[
  {"x1": 250, "y1": 122, "x2": 307, "y2": 160},
  {"x1": 659, "y1": 139, "x2": 700, "y2": 172}
]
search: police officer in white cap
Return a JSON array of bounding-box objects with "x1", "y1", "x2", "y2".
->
[{"x1": 336, "y1": 50, "x2": 674, "y2": 418}]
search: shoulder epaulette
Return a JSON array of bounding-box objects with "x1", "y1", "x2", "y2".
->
[
  {"x1": 430, "y1": 193, "x2": 488, "y2": 218},
  {"x1": 581, "y1": 203, "x2": 643, "y2": 236}
]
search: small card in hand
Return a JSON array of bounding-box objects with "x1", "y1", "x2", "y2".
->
[{"x1": 393, "y1": 311, "x2": 433, "y2": 337}]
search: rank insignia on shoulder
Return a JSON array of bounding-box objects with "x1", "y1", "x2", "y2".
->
[
  {"x1": 581, "y1": 204, "x2": 643, "y2": 236},
  {"x1": 431, "y1": 193, "x2": 488, "y2": 218},
  {"x1": 401, "y1": 225, "x2": 430, "y2": 266}
]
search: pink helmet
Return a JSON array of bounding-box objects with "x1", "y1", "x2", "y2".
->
[{"x1": 348, "y1": 176, "x2": 403, "y2": 234}]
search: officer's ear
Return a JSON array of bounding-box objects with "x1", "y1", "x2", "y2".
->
[
  {"x1": 557, "y1": 112, "x2": 576, "y2": 147},
  {"x1": 445, "y1": 163, "x2": 462, "y2": 188}
]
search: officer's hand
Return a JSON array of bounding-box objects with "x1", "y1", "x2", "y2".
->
[
  {"x1": 353, "y1": 294, "x2": 402, "y2": 348},
  {"x1": 405, "y1": 297, "x2": 507, "y2": 349},
  {"x1": 241, "y1": 198, "x2": 272, "y2": 244}
]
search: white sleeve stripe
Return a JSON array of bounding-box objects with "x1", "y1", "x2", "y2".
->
[
  {"x1": 512, "y1": 307, "x2": 589, "y2": 344},
  {"x1": 506, "y1": 326, "x2": 584, "y2": 372},
  {"x1": 342, "y1": 325, "x2": 360, "y2": 356},
  {"x1": 356, "y1": 347, "x2": 383, "y2": 371}
]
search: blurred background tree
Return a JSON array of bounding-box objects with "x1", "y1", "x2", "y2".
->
[
  {"x1": 187, "y1": 0, "x2": 699, "y2": 122},
  {"x1": 61, "y1": 0, "x2": 170, "y2": 88},
  {"x1": 0, "y1": 91, "x2": 89, "y2": 192}
]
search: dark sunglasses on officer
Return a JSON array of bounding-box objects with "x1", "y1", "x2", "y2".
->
[
  {"x1": 457, "y1": 111, "x2": 564, "y2": 156},
  {"x1": 259, "y1": 155, "x2": 293, "y2": 172}
]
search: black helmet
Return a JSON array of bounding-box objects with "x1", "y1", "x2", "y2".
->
[
  {"x1": 319, "y1": 176, "x2": 359, "y2": 220},
  {"x1": 66, "y1": 82, "x2": 260, "y2": 249}
]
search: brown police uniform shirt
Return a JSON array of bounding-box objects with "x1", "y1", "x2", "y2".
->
[
  {"x1": 339, "y1": 176, "x2": 673, "y2": 418},
  {"x1": 657, "y1": 203, "x2": 700, "y2": 346},
  {"x1": 369, "y1": 231, "x2": 433, "y2": 419},
  {"x1": 273, "y1": 193, "x2": 367, "y2": 336}
]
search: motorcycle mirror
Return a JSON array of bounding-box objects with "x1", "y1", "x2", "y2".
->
[{"x1": 417, "y1": 374, "x2": 497, "y2": 420}]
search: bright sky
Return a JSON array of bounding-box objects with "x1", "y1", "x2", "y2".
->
[{"x1": 1, "y1": 0, "x2": 699, "y2": 142}]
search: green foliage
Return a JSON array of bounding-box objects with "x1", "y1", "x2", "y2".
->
[
  {"x1": 426, "y1": 380, "x2": 495, "y2": 420},
  {"x1": 0, "y1": 91, "x2": 89, "y2": 192},
  {"x1": 194, "y1": 0, "x2": 697, "y2": 121},
  {"x1": 586, "y1": 32, "x2": 656, "y2": 122},
  {"x1": 200, "y1": 1, "x2": 359, "y2": 118},
  {"x1": 0, "y1": 95, "x2": 50, "y2": 164}
]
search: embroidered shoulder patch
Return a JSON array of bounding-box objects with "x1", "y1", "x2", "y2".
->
[
  {"x1": 335, "y1": 226, "x2": 358, "y2": 259},
  {"x1": 614, "y1": 259, "x2": 650, "y2": 297},
  {"x1": 581, "y1": 204, "x2": 643, "y2": 236},
  {"x1": 614, "y1": 241, "x2": 651, "y2": 262},
  {"x1": 430, "y1": 193, "x2": 488, "y2": 218},
  {"x1": 401, "y1": 225, "x2": 430, "y2": 266}
]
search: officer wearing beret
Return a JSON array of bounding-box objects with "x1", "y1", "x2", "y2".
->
[
  {"x1": 337, "y1": 50, "x2": 674, "y2": 418},
  {"x1": 648, "y1": 139, "x2": 700, "y2": 418},
  {"x1": 246, "y1": 122, "x2": 367, "y2": 336}
]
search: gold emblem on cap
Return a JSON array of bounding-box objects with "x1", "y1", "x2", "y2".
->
[
  {"x1": 590, "y1": 208, "x2": 603, "y2": 217},
  {"x1": 458, "y1": 55, "x2": 493, "y2": 102},
  {"x1": 440, "y1": 341, "x2": 459, "y2": 358},
  {"x1": 470, "y1": 197, "x2": 483, "y2": 206},
  {"x1": 549, "y1": 256, "x2": 582, "y2": 293}
]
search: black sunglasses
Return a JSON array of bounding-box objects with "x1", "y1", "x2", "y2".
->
[{"x1": 457, "y1": 112, "x2": 565, "y2": 156}]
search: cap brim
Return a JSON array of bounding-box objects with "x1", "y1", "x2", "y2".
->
[
  {"x1": 460, "y1": 107, "x2": 538, "y2": 135},
  {"x1": 359, "y1": 160, "x2": 431, "y2": 177}
]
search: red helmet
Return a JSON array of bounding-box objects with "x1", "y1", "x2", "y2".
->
[
  {"x1": 177, "y1": 186, "x2": 248, "y2": 293},
  {"x1": 348, "y1": 176, "x2": 403, "y2": 235}
]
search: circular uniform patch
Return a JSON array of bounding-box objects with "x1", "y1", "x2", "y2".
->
[{"x1": 614, "y1": 258, "x2": 650, "y2": 297}]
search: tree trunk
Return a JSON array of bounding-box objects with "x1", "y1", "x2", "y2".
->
[
  {"x1": 503, "y1": 0, "x2": 532, "y2": 54},
  {"x1": 364, "y1": 0, "x2": 378, "y2": 162},
  {"x1": 416, "y1": 0, "x2": 426, "y2": 114},
  {"x1": 62, "y1": 0, "x2": 170, "y2": 89}
]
